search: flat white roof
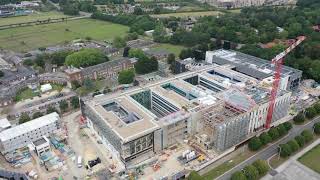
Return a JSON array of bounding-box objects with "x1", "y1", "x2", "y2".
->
[
  {"x1": 0, "y1": 118, "x2": 11, "y2": 129},
  {"x1": 0, "y1": 112, "x2": 59, "y2": 142}
]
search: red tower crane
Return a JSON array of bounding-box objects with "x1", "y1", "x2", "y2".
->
[{"x1": 265, "y1": 35, "x2": 306, "y2": 129}]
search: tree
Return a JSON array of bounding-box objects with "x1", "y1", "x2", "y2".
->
[
  {"x1": 118, "y1": 69, "x2": 135, "y2": 84},
  {"x1": 305, "y1": 107, "x2": 317, "y2": 119},
  {"x1": 129, "y1": 48, "x2": 148, "y2": 60},
  {"x1": 243, "y1": 165, "x2": 259, "y2": 180},
  {"x1": 34, "y1": 54, "x2": 47, "y2": 68},
  {"x1": 23, "y1": 59, "x2": 34, "y2": 66},
  {"x1": 125, "y1": 33, "x2": 138, "y2": 41},
  {"x1": 248, "y1": 137, "x2": 262, "y2": 151},
  {"x1": 133, "y1": 7, "x2": 143, "y2": 15},
  {"x1": 313, "y1": 103, "x2": 320, "y2": 113},
  {"x1": 83, "y1": 78, "x2": 95, "y2": 91},
  {"x1": 128, "y1": 0, "x2": 135, "y2": 4},
  {"x1": 287, "y1": 139, "x2": 299, "y2": 152},
  {"x1": 65, "y1": 49, "x2": 108, "y2": 68},
  {"x1": 259, "y1": 132, "x2": 272, "y2": 145},
  {"x1": 19, "y1": 113, "x2": 31, "y2": 124},
  {"x1": 293, "y1": 112, "x2": 305, "y2": 124},
  {"x1": 123, "y1": 47, "x2": 131, "y2": 57},
  {"x1": 0, "y1": 70, "x2": 3, "y2": 77},
  {"x1": 167, "y1": 53, "x2": 175, "y2": 65},
  {"x1": 113, "y1": 36, "x2": 126, "y2": 48},
  {"x1": 252, "y1": 160, "x2": 269, "y2": 176},
  {"x1": 188, "y1": 171, "x2": 203, "y2": 180},
  {"x1": 314, "y1": 122, "x2": 320, "y2": 135},
  {"x1": 277, "y1": 124, "x2": 288, "y2": 136},
  {"x1": 283, "y1": 122, "x2": 292, "y2": 131},
  {"x1": 51, "y1": 50, "x2": 72, "y2": 66},
  {"x1": 154, "y1": 7, "x2": 161, "y2": 14},
  {"x1": 153, "y1": 22, "x2": 167, "y2": 42},
  {"x1": 47, "y1": 106, "x2": 58, "y2": 114},
  {"x1": 279, "y1": 144, "x2": 292, "y2": 158},
  {"x1": 32, "y1": 112, "x2": 43, "y2": 119},
  {"x1": 268, "y1": 127, "x2": 280, "y2": 140},
  {"x1": 179, "y1": 48, "x2": 193, "y2": 59},
  {"x1": 59, "y1": 100, "x2": 69, "y2": 113},
  {"x1": 135, "y1": 56, "x2": 158, "y2": 74},
  {"x1": 295, "y1": 135, "x2": 305, "y2": 147},
  {"x1": 231, "y1": 171, "x2": 247, "y2": 180},
  {"x1": 71, "y1": 96, "x2": 80, "y2": 109},
  {"x1": 71, "y1": 80, "x2": 81, "y2": 90},
  {"x1": 301, "y1": 129, "x2": 313, "y2": 143}
]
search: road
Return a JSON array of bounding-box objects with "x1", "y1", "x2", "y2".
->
[{"x1": 216, "y1": 117, "x2": 320, "y2": 180}]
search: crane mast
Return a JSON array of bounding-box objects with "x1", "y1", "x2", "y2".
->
[{"x1": 265, "y1": 36, "x2": 306, "y2": 129}]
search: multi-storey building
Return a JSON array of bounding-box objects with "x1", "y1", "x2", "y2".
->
[
  {"x1": 81, "y1": 50, "x2": 296, "y2": 165},
  {"x1": 205, "y1": 50, "x2": 302, "y2": 91},
  {"x1": 0, "y1": 112, "x2": 60, "y2": 154},
  {"x1": 65, "y1": 57, "x2": 136, "y2": 82}
]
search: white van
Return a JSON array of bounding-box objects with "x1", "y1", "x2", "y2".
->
[{"x1": 77, "y1": 156, "x2": 82, "y2": 168}]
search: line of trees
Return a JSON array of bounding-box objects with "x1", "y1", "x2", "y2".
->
[
  {"x1": 91, "y1": 12, "x2": 156, "y2": 35},
  {"x1": 293, "y1": 102, "x2": 320, "y2": 124},
  {"x1": 58, "y1": 0, "x2": 97, "y2": 15},
  {"x1": 248, "y1": 122, "x2": 292, "y2": 151},
  {"x1": 231, "y1": 159, "x2": 270, "y2": 180},
  {"x1": 279, "y1": 129, "x2": 314, "y2": 158}
]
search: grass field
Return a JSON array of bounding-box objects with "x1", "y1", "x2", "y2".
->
[
  {"x1": 0, "y1": 18, "x2": 129, "y2": 52},
  {"x1": 152, "y1": 43, "x2": 185, "y2": 56},
  {"x1": 202, "y1": 151, "x2": 254, "y2": 179},
  {"x1": 298, "y1": 144, "x2": 320, "y2": 173},
  {"x1": 15, "y1": 88, "x2": 39, "y2": 102},
  {"x1": 0, "y1": 11, "x2": 70, "y2": 26},
  {"x1": 151, "y1": 11, "x2": 223, "y2": 18}
]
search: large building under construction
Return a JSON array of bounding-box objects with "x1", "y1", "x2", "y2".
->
[{"x1": 81, "y1": 50, "x2": 296, "y2": 165}]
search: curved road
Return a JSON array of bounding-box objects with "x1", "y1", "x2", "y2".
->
[{"x1": 216, "y1": 117, "x2": 320, "y2": 180}]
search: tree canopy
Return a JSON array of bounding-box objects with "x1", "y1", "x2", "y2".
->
[
  {"x1": 113, "y1": 36, "x2": 126, "y2": 48},
  {"x1": 118, "y1": 69, "x2": 135, "y2": 84},
  {"x1": 252, "y1": 160, "x2": 269, "y2": 176},
  {"x1": 65, "y1": 49, "x2": 108, "y2": 68},
  {"x1": 248, "y1": 137, "x2": 262, "y2": 151},
  {"x1": 19, "y1": 113, "x2": 31, "y2": 124}
]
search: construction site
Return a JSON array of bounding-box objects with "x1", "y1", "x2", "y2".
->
[{"x1": 77, "y1": 41, "x2": 308, "y2": 179}]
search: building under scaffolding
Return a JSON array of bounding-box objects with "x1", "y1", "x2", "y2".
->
[
  {"x1": 201, "y1": 102, "x2": 249, "y2": 151},
  {"x1": 81, "y1": 49, "x2": 295, "y2": 166}
]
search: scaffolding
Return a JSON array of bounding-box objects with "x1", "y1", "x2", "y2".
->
[
  {"x1": 202, "y1": 102, "x2": 244, "y2": 128},
  {"x1": 201, "y1": 102, "x2": 249, "y2": 151}
]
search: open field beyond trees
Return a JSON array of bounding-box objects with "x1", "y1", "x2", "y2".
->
[
  {"x1": 151, "y1": 10, "x2": 223, "y2": 18},
  {"x1": 0, "y1": 11, "x2": 70, "y2": 26},
  {"x1": 298, "y1": 144, "x2": 320, "y2": 173},
  {"x1": 0, "y1": 18, "x2": 129, "y2": 52},
  {"x1": 152, "y1": 43, "x2": 185, "y2": 56}
]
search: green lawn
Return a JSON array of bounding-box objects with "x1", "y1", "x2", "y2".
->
[
  {"x1": 0, "y1": 11, "x2": 70, "y2": 26},
  {"x1": 0, "y1": 18, "x2": 129, "y2": 52},
  {"x1": 298, "y1": 144, "x2": 320, "y2": 173},
  {"x1": 202, "y1": 151, "x2": 253, "y2": 180},
  {"x1": 15, "y1": 88, "x2": 38, "y2": 101},
  {"x1": 51, "y1": 83, "x2": 64, "y2": 92},
  {"x1": 152, "y1": 43, "x2": 185, "y2": 57},
  {"x1": 77, "y1": 79, "x2": 106, "y2": 96},
  {"x1": 151, "y1": 11, "x2": 223, "y2": 18}
]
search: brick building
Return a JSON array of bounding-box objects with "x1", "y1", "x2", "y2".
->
[{"x1": 65, "y1": 57, "x2": 136, "y2": 82}]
